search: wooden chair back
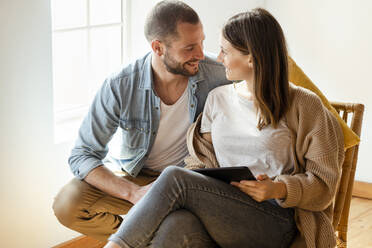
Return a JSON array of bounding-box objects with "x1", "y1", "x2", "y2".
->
[{"x1": 330, "y1": 102, "x2": 365, "y2": 248}]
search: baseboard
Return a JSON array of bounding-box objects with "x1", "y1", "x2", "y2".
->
[
  {"x1": 352, "y1": 180, "x2": 372, "y2": 199},
  {"x1": 53, "y1": 235, "x2": 105, "y2": 248}
]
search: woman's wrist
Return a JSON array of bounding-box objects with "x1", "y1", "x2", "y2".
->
[{"x1": 274, "y1": 181, "x2": 287, "y2": 199}]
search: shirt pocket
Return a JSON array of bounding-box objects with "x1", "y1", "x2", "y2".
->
[{"x1": 119, "y1": 119, "x2": 149, "y2": 149}]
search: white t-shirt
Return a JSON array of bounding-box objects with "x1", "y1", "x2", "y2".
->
[
  {"x1": 200, "y1": 82, "x2": 294, "y2": 178},
  {"x1": 144, "y1": 88, "x2": 190, "y2": 171}
]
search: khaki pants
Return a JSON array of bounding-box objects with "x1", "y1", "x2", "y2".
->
[{"x1": 52, "y1": 171, "x2": 158, "y2": 242}]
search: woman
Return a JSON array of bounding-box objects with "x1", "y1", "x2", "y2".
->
[{"x1": 105, "y1": 8, "x2": 344, "y2": 248}]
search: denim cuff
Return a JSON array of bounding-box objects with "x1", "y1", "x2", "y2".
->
[{"x1": 108, "y1": 234, "x2": 132, "y2": 248}]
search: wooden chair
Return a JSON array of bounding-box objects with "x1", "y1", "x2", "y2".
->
[{"x1": 330, "y1": 102, "x2": 365, "y2": 248}]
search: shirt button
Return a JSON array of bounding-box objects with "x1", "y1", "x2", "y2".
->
[
  {"x1": 155, "y1": 106, "x2": 159, "y2": 110},
  {"x1": 191, "y1": 104, "x2": 194, "y2": 108},
  {"x1": 192, "y1": 84, "x2": 196, "y2": 88},
  {"x1": 152, "y1": 131, "x2": 156, "y2": 135}
]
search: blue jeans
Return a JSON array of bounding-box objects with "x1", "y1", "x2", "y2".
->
[{"x1": 109, "y1": 166, "x2": 297, "y2": 248}]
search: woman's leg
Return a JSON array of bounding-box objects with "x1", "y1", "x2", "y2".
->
[
  {"x1": 108, "y1": 166, "x2": 297, "y2": 248},
  {"x1": 147, "y1": 209, "x2": 219, "y2": 248}
]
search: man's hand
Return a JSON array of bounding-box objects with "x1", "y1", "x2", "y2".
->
[
  {"x1": 230, "y1": 174, "x2": 287, "y2": 202},
  {"x1": 84, "y1": 165, "x2": 156, "y2": 204},
  {"x1": 128, "y1": 181, "x2": 155, "y2": 205}
]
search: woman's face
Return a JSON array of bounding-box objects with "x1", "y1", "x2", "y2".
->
[{"x1": 217, "y1": 35, "x2": 253, "y2": 81}]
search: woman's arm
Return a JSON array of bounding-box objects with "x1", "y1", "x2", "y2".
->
[{"x1": 274, "y1": 92, "x2": 344, "y2": 211}]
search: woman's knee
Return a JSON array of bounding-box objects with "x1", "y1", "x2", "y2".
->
[
  {"x1": 155, "y1": 166, "x2": 190, "y2": 190},
  {"x1": 149, "y1": 209, "x2": 217, "y2": 248},
  {"x1": 166, "y1": 210, "x2": 206, "y2": 233},
  {"x1": 52, "y1": 178, "x2": 91, "y2": 227},
  {"x1": 161, "y1": 165, "x2": 185, "y2": 177},
  {"x1": 159, "y1": 166, "x2": 192, "y2": 185}
]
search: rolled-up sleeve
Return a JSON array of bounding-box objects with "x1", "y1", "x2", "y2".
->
[{"x1": 68, "y1": 78, "x2": 121, "y2": 179}]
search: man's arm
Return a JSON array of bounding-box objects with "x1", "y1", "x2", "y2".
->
[
  {"x1": 69, "y1": 78, "x2": 153, "y2": 204},
  {"x1": 69, "y1": 79, "x2": 121, "y2": 179},
  {"x1": 84, "y1": 165, "x2": 152, "y2": 204}
]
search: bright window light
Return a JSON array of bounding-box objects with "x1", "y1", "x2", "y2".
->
[{"x1": 51, "y1": 0, "x2": 128, "y2": 143}]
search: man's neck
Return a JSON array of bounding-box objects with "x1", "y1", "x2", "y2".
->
[
  {"x1": 151, "y1": 54, "x2": 188, "y2": 87},
  {"x1": 151, "y1": 54, "x2": 189, "y2": 105}
]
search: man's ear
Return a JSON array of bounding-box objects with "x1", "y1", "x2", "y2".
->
[{"x1": 151, "y1": 40, "x2": 164, "y2": 56}]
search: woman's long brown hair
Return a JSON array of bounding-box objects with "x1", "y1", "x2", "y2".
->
[{"x1": 222, "y1": 8, "x2": 289, "y2": 130}]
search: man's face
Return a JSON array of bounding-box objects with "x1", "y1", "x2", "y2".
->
[{"x1": 162, "y1": 22, "x2": 205, "y2": 76}]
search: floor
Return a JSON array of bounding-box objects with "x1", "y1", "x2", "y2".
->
[
  {"x1": 347, "y1": 197, "x2": 372, "y2": 247},
  {"x1": 54, "y1": 197, "x2": 372, "y2": 248}
]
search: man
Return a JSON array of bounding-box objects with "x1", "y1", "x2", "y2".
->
[{"x1": 53, "y1": 0, "x2": 230, "y2": 241}]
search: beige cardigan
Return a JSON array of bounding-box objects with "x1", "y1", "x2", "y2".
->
[{"x1": 184, "y1": 84, "x2": 345, "y2": 248}]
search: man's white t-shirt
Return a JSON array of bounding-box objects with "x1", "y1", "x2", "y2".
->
[
  {"x1": 144, "y1": 88, "x2": 189, "y2": 171},
  {"x1": 200, "y1": 82, "x2": 294, "y2": 178}
]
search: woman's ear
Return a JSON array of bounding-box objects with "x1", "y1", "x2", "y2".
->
[
  {"x1": 247, "y1": 54, "x2": 254, "y2": 68},
  {"x1": 151, "y1": 40, "x2": 164, "y2": 56}
]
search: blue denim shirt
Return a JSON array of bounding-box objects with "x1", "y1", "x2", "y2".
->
[{"x1": 69, "y1": 52, "x2": 231, "y2": 179}]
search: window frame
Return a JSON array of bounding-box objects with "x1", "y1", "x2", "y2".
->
[{"x1": 51, "y1": 0, "x2": 132, "y2": 143}]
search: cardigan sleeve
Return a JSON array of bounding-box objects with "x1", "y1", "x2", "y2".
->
[{"x1": 275, "y1": 90, "x2": 344, "y2": 211}]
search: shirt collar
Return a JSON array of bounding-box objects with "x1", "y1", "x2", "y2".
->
[
  {"x1": 139, "y1": 53, "x2": 154, "y2": 90},
  {"x1": 188, "y1": 64, "x2": 205, "y2": 84}
]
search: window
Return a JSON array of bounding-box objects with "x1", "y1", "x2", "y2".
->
[{"x1": 51, "y1": 0, "x2": 129, "y2": 143}]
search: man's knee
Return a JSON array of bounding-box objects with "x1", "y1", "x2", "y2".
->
[{"x1": 52, "y1": 178, "x2": 90, "y2": 227}]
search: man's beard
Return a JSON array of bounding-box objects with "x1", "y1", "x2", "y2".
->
[{"x1": 163, "y1": 50, "x2": 199, "y2": 77}]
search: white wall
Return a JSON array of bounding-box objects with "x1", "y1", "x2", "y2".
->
[
  {"x1": 0, "y1": 0, "x2": 76, "y2": 247},
  {"x1": 265, "y1": 0, "x2": 372, "y2": 182},
  {"x1": 182, "y1": 0, "x2": 265, "y2": 53},
  {"x1": 128, "y1": 0, "x2": 264, "y2": 59}
]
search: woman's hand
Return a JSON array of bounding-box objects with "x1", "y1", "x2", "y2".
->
[{"x1": 230, "y1": 174, "x2": 287, "y2": 202}]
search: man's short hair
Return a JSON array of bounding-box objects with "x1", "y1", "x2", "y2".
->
[{"x1": 144, "y1": 0, "x2": 200, "y2": 44}]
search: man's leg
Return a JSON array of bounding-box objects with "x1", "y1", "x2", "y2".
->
[{"x1": 53, "y1": 172, "x2": 156, "y2": 241}]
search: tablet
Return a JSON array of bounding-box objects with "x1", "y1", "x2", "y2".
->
[{"x1": 192, "y1": 166, "x2": 256, "y2": 183}]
